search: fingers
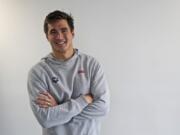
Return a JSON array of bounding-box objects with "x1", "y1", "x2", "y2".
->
[
  {"x1": 36, "y1": 92, "x2": 52, "y2": 108},
  {"x1": 46, "y1": 92, "x2": 54, "y2": 99},
  {"x1": 36, "y1": 91, "x2": 58, "y2": 108},
  {"x1": 40, "y1": 91, "x2": 55, "y2": 100},
  {"x1": 36, "y1": 99, "x2": 51, "y2": 108},
  {"x1": 84, "y1": 94, "x2": 93, "y2": 104},
  {"x1": 41, "y1": 92, "x2": 58, "y2": 106},
  {"x1": 37, "y1": 93, "x2": 51, "y2": 102}
]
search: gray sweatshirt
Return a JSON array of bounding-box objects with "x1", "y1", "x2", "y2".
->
[{"x1": 27, "y1": 49, "x2": 110, "y2": 135}]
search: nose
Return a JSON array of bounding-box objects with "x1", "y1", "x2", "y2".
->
[{"x1": 55, "y1": 31, "x2": 64, "y2": 39}]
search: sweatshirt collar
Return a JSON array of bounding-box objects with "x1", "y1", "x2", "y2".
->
[{"x1": 44, "y1": 48, "x2": 79, "y2": 65}]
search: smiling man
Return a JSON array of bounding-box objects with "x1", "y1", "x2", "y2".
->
[{"x1": 27, "y1": 10, "x2": 110, "y2": 135}]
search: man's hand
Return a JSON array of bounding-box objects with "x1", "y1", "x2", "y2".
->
[
  {"x1": 84, "y1": 94, "x2": 93, "y2": 104},
  {"x1": 36, "y1": 91, "x2": 93, "y2": 108},
  {"x1": 36, "y1": 91, "x2": 58, "y2": 108}
]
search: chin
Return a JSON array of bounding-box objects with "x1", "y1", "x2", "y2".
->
[
  {"x1": 53, "y1": 43, "x2": 72, "y2": 53},
  {"x1": 54, "y1": 45, "x2": 67, "y2": 52}
]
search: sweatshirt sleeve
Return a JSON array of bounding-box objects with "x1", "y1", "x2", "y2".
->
[
  {"x1": 75, "y1": 60, "x2": 110, "y2": 120},
  {"x1": 27, "y1": 68, "x2": 88, "y2": 128}
]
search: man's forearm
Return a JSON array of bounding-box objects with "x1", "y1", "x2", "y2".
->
[{"x1": 34, "y1": 92, "x2": 93, "y2": 128}]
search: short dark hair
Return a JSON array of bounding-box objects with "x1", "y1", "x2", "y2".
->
[{"x1": 44, "y1": 10, "x2": 74, "y2": 35}]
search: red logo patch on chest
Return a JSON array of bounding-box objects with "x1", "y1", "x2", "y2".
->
[{"x1": 78, "y1": 70, "x2": 85, "y2": 74}]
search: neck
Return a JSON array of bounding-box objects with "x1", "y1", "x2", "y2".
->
[{"x1": 52, "y1": 48, "x2": 75, "y2": 61}]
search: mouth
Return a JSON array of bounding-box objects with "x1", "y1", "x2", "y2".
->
[{"x1": 55, "y1": 40, "x2": 66, "y2": 46}]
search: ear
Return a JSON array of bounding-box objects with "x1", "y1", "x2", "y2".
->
[
  {"x1": 46, "y1": 34, "x2": 49, "y2": 41},
  {"x1": 71, "y1": 29, "x2": 75, "y2": 37}
]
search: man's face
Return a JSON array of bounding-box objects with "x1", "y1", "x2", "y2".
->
[{"x1": 46, "y1": 19, "x2": 74, "y2": 54}]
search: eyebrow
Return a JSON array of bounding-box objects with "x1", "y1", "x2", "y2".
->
[
  {"x1": 50, "y1": 29, "x2": 56, "y2": 32},
  {"x1": 61, "y1": 27, "x2": 68, "y2": 31},
  {"x1": 50, "y1": 27, "x2": 68, "y2": 31}
]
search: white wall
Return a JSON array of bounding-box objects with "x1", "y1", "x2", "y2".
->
[{"x1": 1, "y1": 0, "x2": 180, "y2": 135}]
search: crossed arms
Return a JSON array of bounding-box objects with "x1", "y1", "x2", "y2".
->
[
  {"x1": 27, "y1": 64, "x2": 110, "y2": 128},
  {"x1": 36, "y1": 91, "x2": 93, "y2": 108}
]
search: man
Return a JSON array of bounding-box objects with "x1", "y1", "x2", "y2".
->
[{"x1": 27, "y1": 10, "x2": 110, "y2": 135}]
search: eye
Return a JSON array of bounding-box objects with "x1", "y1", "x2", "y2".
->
[
  {"x1": 61, "y1": 28, "x2": 68, "y2": 33},
  {"x1": 49, "y1": 30, "x2": 58, "y2": 35}
]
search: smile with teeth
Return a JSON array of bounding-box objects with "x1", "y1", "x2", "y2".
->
[{"x1": 55, "y1": 41, "x2": 66, "y2": 46}]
